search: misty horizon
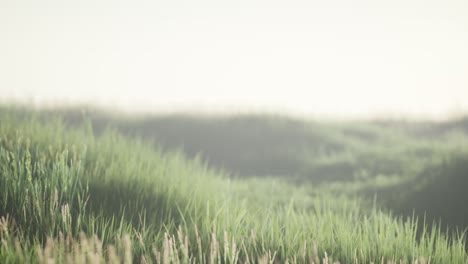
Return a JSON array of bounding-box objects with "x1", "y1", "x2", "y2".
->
[{"x1": 1, "y1": 0, "x2": 467, "y2": 120}]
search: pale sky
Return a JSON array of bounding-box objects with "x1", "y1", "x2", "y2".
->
[{"x1": 1, "y1": 0, "x2": 467, "y2": 119}]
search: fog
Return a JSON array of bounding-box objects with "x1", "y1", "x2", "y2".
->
[{"x1": 1, "y1": 0, "x2": 467, "y2": 119}]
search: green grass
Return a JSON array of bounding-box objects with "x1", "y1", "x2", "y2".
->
[
  {"x1": 0, "y1": 106, "x2": 467, "y2": 263},
  {"x1": 40, "y1": 106, "x2": 468, "y2": 234}
]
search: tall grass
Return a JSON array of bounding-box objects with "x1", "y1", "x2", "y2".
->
[{"x1": 0, "y1": 108, "x2": 466, "y2": 263}]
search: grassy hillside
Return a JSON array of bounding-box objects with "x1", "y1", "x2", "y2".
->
[
  {"x1": 50, "y1": 108, "x2": 468, "y2": 182},
  {"x1": 388, "y1": 154, "x2": 468, "y2": 231},
  {"x1": 0, "y1": 106, "x2": 467, "y2": 263},
  {"x1": 40, "y1": 106, "x2": 468, "y2": 233}
]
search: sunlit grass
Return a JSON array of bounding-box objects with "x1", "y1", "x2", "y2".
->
[{"x1": 0, "y1": 107, "x2": 466, "y2": 263}]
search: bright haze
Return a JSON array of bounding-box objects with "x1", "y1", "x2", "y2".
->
[{"x1": 1, "y1": 0, "x2": 467, "y2": 119}]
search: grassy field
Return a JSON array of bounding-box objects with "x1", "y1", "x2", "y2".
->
[{"x1": 0, "y1": 106, "x2": 467, "y2": 263}]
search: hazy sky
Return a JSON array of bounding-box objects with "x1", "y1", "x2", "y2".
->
[{"x1": 1, "y1": 0, "x2": 467, "y2": 119}]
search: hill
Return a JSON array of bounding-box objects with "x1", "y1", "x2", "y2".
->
[
  {"x1": 53, "y1": 107, "x2": 468, "y2": 242},
  {"x1": 0, "y1": 106, "x2": 467, "y2": 263}
]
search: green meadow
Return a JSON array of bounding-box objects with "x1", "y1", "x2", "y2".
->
[{"x1": 1, "y1": 105, "x2": 467, "y2": 263}]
